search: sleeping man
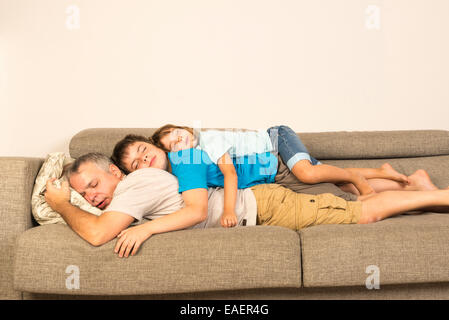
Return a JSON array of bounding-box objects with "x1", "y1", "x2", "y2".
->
[{"x1": 45, "y1": 152, "x2": 449, "y2": 258}]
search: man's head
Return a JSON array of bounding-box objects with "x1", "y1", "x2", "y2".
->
[
  {"x1": 65, "y1": 153, "x2": 123, "y2": 210},
  {"x1": 111, "y1": 134, "x2": 169, "y2": 174}
]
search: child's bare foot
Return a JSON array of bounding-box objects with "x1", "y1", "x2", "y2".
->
[
  {"x1": 221, "y1": 211, "x2": 238, "y2": 228},
  {"x1": 405, "y1": 169, "x2": 438, "y2": 191},
  {"x1": 352, "y1": 173, "x2": 375, "y2": 195},
  {"x1": 380, "y1": 163, "x2": 409, "y2": 184}
]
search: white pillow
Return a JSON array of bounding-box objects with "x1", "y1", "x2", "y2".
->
[{"x1": 31, "y1": 152, "x2": 102, "y2": 225}]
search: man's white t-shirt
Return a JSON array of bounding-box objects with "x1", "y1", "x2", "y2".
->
[{"x1": 105, "y1": 168, "x2": 257, "y2": 229}]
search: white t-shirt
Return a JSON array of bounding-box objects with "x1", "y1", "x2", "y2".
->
[
  {"x1": 105, "y1": 168, "x2": 257, "y2": 229},
  {"x1": 197, "y1": 129, "x2": 273, "y2": 164}
]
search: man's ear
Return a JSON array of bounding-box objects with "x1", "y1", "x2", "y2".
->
[{"x1": 109, "y1": 164, "x2": 123, "y2": 178}]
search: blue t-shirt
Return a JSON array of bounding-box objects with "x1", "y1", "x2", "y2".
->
[{"x1": 168, "y1": 148, "x2": 278, "y2": 193}]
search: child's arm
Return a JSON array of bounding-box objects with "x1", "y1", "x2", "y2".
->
[
  {"x1": 217, "y1": 152, "x2": 238, "y2": 228},
  {"x1": 114, "y1": 188, "x2": 209, "y2": 257}
]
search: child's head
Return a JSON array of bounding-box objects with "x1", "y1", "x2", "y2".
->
[
  {"x1": 152, "y1": 124, "x2": 197, "y2": 152},
  {"x1": 111, "y1": 134, "x2": 169, "y2": 174}
]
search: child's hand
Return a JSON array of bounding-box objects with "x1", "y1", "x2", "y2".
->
[
  {"x1": 221, "y1": 210, "x2": 238, "y2": 228},
  {"x1": 351, "y1": 173, "x2": 375, "y2": 195},
  {"x1": 114, "y1": 224, "x2": 152, "y2": 258}
]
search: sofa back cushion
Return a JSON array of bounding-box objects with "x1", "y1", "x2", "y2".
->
[{"x1": 70, "y1": 129, "x2": 449, "y2": 160}]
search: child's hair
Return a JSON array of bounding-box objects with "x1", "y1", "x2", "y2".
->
[
  {"x1": 111, "y1": 134, "x2": 153, "y2": 174},
  {"x1": 151, "y1": 124, "x2": 195, "y2": 151}
]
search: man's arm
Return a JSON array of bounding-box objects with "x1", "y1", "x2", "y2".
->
[
  {"x1": 114, "y1": 188, "x2": 208, "y2": 257},
  {"x1": 45, "y1": 179, "x2": 134, "y2": 246},
  {"x1": 142, "y1": 188, "x2": 209, "y2": 234}
]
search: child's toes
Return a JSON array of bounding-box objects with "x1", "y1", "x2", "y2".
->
[{"x1": 401, "y1": 175, "x2": 410, "y2": 184}]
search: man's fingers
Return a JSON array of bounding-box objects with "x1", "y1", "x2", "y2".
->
[
  {"x1": 61, "y1": 180, "x2": 70, "y2": 190},
  {"x1": 118, "y1": 241, "x2": 127, "y2": 257},
  {"x1": 131, "y1": 242, "x2": 141, "y2": 256},
  {"x1": 123, "y1": 241, "x2": 134, "y2": 258},
  {"x1": 114, "y1": 240, "x2": 122, "y2": 253},
  {"x1": 117, "y1": 229, "x2": 127, "y2": 238},
  {"x1": 118, "y1": 239, "x2": 131, "y2": 257},
  {"x1": 115, "y1": 234, "x2": 142, "y2": 257},
  {"x1": 45, "y1": 179, "x2": 56, "y2": 190},
  {"x1": 114, "y1": 235, "x2": 125, "y2": 253}
]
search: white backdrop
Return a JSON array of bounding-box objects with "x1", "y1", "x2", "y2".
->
[{"x1": 1, "y1": 0, "x2": 448, "y2": 157}]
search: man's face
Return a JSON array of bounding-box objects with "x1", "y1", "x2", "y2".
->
[
  {"x1": 121, "y1": 141, "x2": 168, "y2": 173},
  {"x1": 69, "y1": 162, "x2": 122, "y2": 210}
]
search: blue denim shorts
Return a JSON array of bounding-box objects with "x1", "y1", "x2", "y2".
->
[{"x1": 267, "y1": 125, "x2": 321, "y2": 170}]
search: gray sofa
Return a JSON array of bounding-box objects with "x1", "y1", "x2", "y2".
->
[{"x1": 2, "y1": 128, "x2": 449, "y2": 300}]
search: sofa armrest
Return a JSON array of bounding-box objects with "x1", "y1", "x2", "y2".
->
[{"x1": 0, "y1": 157, "x2": 43, "y2": 299}]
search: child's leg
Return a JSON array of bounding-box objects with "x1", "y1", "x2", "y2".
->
[
  {"x1": 346, "y1": 164, "x2": 408, "y2": 183},
  {"x1": 268, "y1": 125, "x2": 374, "y2": 195},
  {"x1": 267, "y1": 125, "x2": 321, "y2": 169},
  {"x1": 291, "y1": 159, "x2": 374, "y2": 195},
  {"x1": 339, "y1": 169, "x2": 439, "y2": 195},
  {"x1": 358, "y1": 189, "x2": 449, "y2": 224},
  {"x1": 338, "y1": 178, "x2": 405, "y2": 195}
]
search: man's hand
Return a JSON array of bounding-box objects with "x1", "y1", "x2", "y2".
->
[
  {"x1": 44, "y1": 178, "x2": 71, "y2": 212},
  {"x1": 114, "y1": 223, "x2": 153, "y2": 258}
]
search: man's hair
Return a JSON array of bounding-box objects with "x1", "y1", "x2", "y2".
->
[
  {"x1": 65, "y1": 152, "x2": 113, "y2": 180},
  {"x1": 151, "y1": 124, "x2": 195, "y2": 151},
  {"x1": 111, "y1": 134, "x2": 153, "y2": 174}
]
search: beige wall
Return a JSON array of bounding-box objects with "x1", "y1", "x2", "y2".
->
[{"x1": 1, "y1": 0, "x2": 448, "y2": 157}]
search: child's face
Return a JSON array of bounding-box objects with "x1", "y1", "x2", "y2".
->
[
  {"x1": 160, "y1": 128, "x2": 196, "y2": 152},
  {"x1": 121, "y1": 141, "x2": 169, "y2": 173}
]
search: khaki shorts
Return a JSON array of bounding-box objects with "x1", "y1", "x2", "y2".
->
[{"x1": 251, "y1": 184, "x2": 362, "y2": 230}]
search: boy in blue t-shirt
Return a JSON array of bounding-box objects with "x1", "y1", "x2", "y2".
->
[
  {"x1": 168, "y1": 148, "x2": 277, "y2": 193},
  {"x1": 112, "y1": 125, "x2": 410, "y2": 229}
]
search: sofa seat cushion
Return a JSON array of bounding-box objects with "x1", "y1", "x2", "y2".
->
[
  {"x1": 300, "y1": 213, "x2": 449, "y2": 288},
  {"x1": 14, "y1": 224, "x2": 301, "y2": 295}
]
